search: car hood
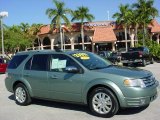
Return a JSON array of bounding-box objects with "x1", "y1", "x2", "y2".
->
[{"x1": 94, "y1": 65, "x2": 152, "y2": 79}]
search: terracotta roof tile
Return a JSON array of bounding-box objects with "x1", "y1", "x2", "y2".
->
[
  {"x1": 38, "y1": 25, "x2": 50, "y2": 35},
  {"x1": 93, "y1": 27, "x2": 117, "y2": 43},
  {"x1": 37, "y1": 19, "x2": 160, "y2": 35},
  {"x1": 38, "y1": 21, "x2": 114, "y2": 35},
  {"x1": 148, "y1": 19, "x2": 160, "y2": 33}
]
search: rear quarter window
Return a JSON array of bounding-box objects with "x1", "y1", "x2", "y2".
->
[{"x1": 8, "y1": 55, "x2": 28, "y2": 69}]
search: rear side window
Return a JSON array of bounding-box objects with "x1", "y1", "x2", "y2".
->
[
  {"x1": 25, "y1": 54, "x2": 49, "y2": 71},
  {"x1": 8, "y1": 55, "x2": 28, "y2": 69}
]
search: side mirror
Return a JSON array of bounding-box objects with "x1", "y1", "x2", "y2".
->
[{"x1": 65, "y1": 66, "x2": 79, "y2": 73}]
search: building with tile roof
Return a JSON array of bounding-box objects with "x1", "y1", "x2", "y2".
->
[{"x1": 30, "y1": 19, "x2": 160, "y2": 52}]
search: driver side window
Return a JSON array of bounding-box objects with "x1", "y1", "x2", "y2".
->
[{"x1": 50, "y1": 54, "x2": 80, "y2": 72}]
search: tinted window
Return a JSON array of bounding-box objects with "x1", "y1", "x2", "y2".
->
[
  {"x1": 50, "y1": 54, "x2": 80, "y2": 72},
  {"x1": 8, "y1": 55, "x2": 28, "y2": 69},
  {"x1": 30, "y1": 54, "x2": 49, "y2": 71}
]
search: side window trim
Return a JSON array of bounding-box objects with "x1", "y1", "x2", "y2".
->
[
  {"x1": 30, "y1": 56, "x2": 33, "y2": 70},
  {"x1": 24, "y1": 56, "x2": 33, "y2": 70}
]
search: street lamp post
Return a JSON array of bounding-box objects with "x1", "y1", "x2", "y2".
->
[{"x1": 0, "y1": 11, "x2": 8, "y2": 58}]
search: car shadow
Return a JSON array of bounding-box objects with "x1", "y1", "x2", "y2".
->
[
  {"x1": 8, "y1": 94, "x2": 92, "y2": 115},
  {"x1": 8, "y1": 94, "x2": 14, "y2": 100},
  {"x1": 117, "y1": 106, "x2": 149, "y2": 115},
  {"x1": 8, "y1": 94, "x2": 149, "y2": 116}
]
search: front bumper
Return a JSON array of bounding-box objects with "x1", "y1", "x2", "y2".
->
[
  {"x1": 121, "y1": 80, "x2": 159, "y2": 108},
  {"x1": 124, "y1": 92, "x2": 158, "y2": 107},
  {"x1": 122, "y1": 59, "x2": 142, "y2": 64}
]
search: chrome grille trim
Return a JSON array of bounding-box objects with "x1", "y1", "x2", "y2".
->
[{"x1": 142, "y1": 76, "x2": 156, "y2": 87}]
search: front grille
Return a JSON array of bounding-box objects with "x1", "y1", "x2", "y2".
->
[{"x1": 142, "y1": 76, "x2": 156, "y2": 87}]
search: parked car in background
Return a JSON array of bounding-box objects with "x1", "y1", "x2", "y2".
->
[
  {"x1": 121, "y1": 47, "x2": 154, "y2": 66},
  {"x1": 98, "y1": 51, "x2": 112, "y2": 59},
  {"x1": 0, "y1": 57, "x2": 8, "y2": 73},
  {"x1": 109, "y1": 52, "x2": 121, "y2": 64},
  {"x1": 98, "y1": 51, "x2": 121, "y2": 64},
  {"x1": 5, "y1": 50, "x2": 159, "y2": 117}
]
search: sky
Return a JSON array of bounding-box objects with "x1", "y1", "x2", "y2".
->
[{"x1": 0, "y1": 0, "x2": 160, "y2": 26}]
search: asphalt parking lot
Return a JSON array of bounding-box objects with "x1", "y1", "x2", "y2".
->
[{"x1": 0, "y1": 63, "x2": 160, "y2": 120}]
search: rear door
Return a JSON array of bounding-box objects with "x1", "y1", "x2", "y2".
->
[{"x1": 23, "y1": 54, "x2": 50, "y2": 98}]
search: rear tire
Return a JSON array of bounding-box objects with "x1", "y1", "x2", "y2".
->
[
  {"x1": 123, "y1": 63, "x2": 128, "y2": 66},
  {"x1": 88, "y1": 87, "x2": 119, "y2": 118},
  {"x1": 14, "y1": 83, "x2": 31, "y2": 106},
  {"x1": 142, "y1": 59, "x2": 146, "y2": 67}
]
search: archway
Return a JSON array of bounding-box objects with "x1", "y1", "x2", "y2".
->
[
  {"x1": 54, "y1": 35, "x2": 71, "y2": 50},
  {"x1": 116, "y1": 32, "x2": 131, "y2": 49},
  {"x1": 43, "y1": 37, "x2": 51, "y2": 49},
  {"x1": 74, "y1": 34, "x2": 92, "y2": 51},
  {"x1": 34, "y1": 38, "x2": 41, "y2": 50}
]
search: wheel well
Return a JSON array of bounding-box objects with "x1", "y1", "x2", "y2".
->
[
  {"x1": 87, "y1": 84, "x2": 120, "y2": 106},
  {"x1": 13, "y1": 81, "x2": 24, "y2": 91}
]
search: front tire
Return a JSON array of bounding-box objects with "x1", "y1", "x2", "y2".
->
[
  {"x1": 88, "y1": 87, "x2": 119, "y2": 118},
  {"x1": 123, "y1": 63, "x2": 128, "y2": 66},
  {"x1": 14, "y1": 83, "x2": 31, "y2": 106}
]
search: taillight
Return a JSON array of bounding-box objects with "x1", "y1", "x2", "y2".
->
[{"x1": 139, "y1": 51, "x2": 143, "y2": 57}]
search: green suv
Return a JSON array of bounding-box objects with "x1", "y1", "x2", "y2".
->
[{"x1": 5, "y1": 50, "x2": 159, "y2": 117}]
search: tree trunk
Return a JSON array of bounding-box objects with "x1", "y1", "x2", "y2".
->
[
  {"x1": 81, "y1": 24, "x2": 85, "y2": 50},
  {"x1": 135, "y1": 24, "x2": 138, "y2": 46},
  {"x1": 143, "y1": 23, "x2": 146, "y2": 46},
  {"x1": 60, "y1": 24, "x2": 63, "y2": 50},
  {"x1": 124, "y1": 27, "x2": 128, "y2": 51}
]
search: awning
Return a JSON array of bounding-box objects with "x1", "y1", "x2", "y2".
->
[{"x1": 92, "y1": 27, "x2": 117, "y2": 43}]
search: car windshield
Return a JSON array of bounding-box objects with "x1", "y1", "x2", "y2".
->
[{"x1": 70, "y1": 52, "x2": 112, "y2": 70}]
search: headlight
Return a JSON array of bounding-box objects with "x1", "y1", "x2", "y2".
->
[{"x1": 124, "y1": 79, "x2": 146, "y2": 88}]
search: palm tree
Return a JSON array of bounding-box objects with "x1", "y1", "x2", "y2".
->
[
  {"x1": 129, "y1": 9, "x2": 141, "y2": 47},
  {"x1": 19, "y1": 23, "x2": 30, "y2": 33},
  {"x1": 113, "y1": 4, "x2": 132, "y2": 51},
  {"x1": 46, "y1": 0, "x2": 72, "y2": 50},
  {"x1": 29, "y1": 23, "x2": 43, "y2": 35},
  {"x1": 132, "y1": 0, "x2": 158, "y2": 46},
  {"x1": 71, "y1": 6, "x2": 94, "y2": 50}
]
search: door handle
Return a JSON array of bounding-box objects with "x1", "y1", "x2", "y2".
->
[
  {"x1": 24, "y1": 73, "x2": 30, "y2": 77},
  {"x1": 50, "y1": 75, "x2": 58, "y2": 79}
]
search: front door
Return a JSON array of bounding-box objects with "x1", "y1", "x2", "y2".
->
[{"x1": 48, "y1": 54, "x2": 84, "y2": 103}]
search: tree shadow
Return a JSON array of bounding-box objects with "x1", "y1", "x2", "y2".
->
[{"x1": 8, "y1": 94, "x2": 149, "y2": 116}]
